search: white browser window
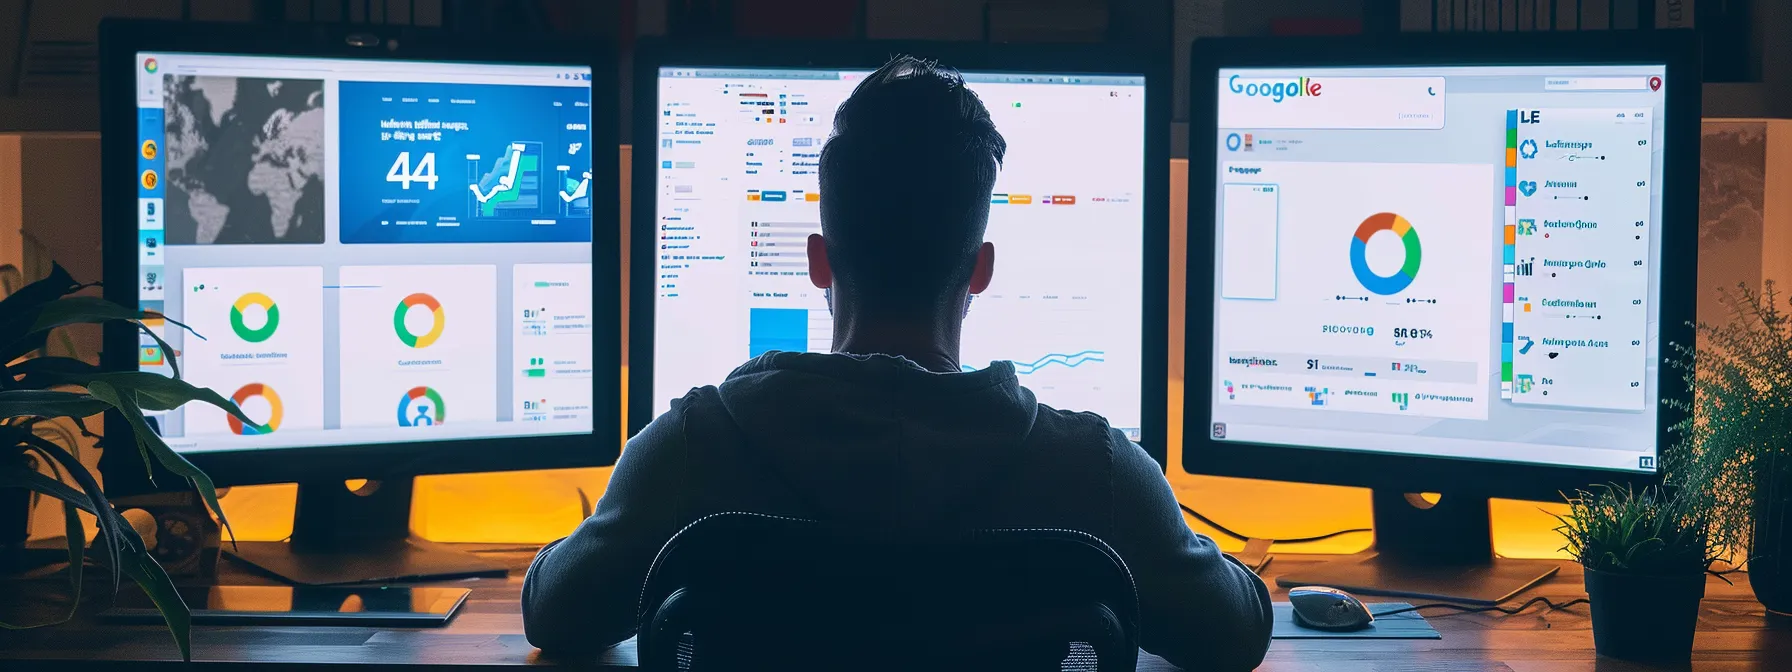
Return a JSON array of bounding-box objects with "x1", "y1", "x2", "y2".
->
[
  {"x1": 1205, "y1": 64, "x2": 1668, "y2": 473},
  {"x1": 133, "y1": 51, "x2": 596, "y2": 453},
  {"x1": 650, "y1": 67, "x2": 1148, "y2": 439}
]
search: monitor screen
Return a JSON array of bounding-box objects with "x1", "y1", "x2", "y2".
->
[
  {"x1": 132, "y1": 51, "x2": 597, "y2": 452},
  {"x1": 1204, "y1": 64, "x2": 1667, "y2": 473},
  {"x1": 649, "y1": 67, "x2": 1147, "y2": 440}
]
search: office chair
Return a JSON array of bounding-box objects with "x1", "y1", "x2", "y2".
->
[{"x1": 636, "y1": 511, "x2": 1140, "y2": 671}]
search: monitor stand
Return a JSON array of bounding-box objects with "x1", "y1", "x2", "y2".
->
[
  {"x1": 224, "y1": 478, "x2": 508, "y2": 585},
  {"x1": 1274, "y1": 490, "x2": 1562, "y2": 606}
]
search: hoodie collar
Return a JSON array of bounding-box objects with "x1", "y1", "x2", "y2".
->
[{"x1": 726, "y1": 351, "x2": 1018, "y2": 392}]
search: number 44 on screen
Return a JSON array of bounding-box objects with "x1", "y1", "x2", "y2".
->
[{"x1": 387, "y1": 151, "x2": 439, "y2": 190}]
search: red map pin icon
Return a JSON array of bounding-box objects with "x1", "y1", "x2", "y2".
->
[{"x1": 1649, "y1": 76, "x2": 1662, "y2": 91}]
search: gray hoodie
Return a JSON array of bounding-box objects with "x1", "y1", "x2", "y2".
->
[{"x1": 523, "y1": 351, "x2": 1273, "y2": 671}]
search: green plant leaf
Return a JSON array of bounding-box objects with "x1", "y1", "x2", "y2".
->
[
  {"x1": 18, "y1": 368, "x2": 258, "y2": 428},
  {"x1": 0, "y1": 501, "x2": 96, "y2": 631},
  {"x1": 0, "y1": 390, "x2": 110, "y2": 420},
  {"x1": 87, "y1": 380, "x2": 236, "y2": 547},
  {"x1": 19, "y1": 431, "x2": 125, "y2": 592},
  {"x1": 0, "y1": 264, "x2": 78, "y2": 358},
  {"x1": 61, "y1": 500, "x2": 85, "y2": 613},
  {"x1": 92, "y1": 373, "x2": 255, "y2": 427},
  {"x1": 1663, "y1": 279, "x2": 1792, "y2": 561},
  {"x1": 6, "y1": 356, "x2": 104, "y2": 390},
  {"x1": 0, "y1": 262, "x2": 77, "y2": 314},
  {"x1": 0, "y1": 466, "x2": 98, "y2": 515},
  {"x1": 1554, "y1": 483, "x2": 1710, "y2": 574},
  {"x1": 0, "y1": 466, "x2": 90, "y2": 624},
  {"x1": 135, "y1": 319, "x2": 184, "y2": 380},
  {"x1": 19, "y1": 296, "x2": 194, "y2": 380},
  {"x1": 26, "y1": 295, "x2": 188, "y2": 335},
  {"x1": 118, "y1": 530, "x2": 193, "y2": 662}
]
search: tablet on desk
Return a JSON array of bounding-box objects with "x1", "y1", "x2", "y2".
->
[{"x1": 100, "y1": 585, "x2": 470, "y2": 627}]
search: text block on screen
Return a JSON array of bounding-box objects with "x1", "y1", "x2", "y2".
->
[{"x1": 1222, "y1": 183, "x2": 1279, "y2": 300}]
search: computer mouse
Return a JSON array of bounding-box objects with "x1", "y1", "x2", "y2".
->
[{"x1": 1289, "y1": 586, "x2": 1375, "y2": 631}]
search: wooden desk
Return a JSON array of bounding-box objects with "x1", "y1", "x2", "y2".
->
[{"x1": 1, "y1": 547, "x2": 1785, "y2": 670}]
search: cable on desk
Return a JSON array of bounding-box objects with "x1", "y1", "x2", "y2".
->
[
  {"x1": 1376, "y1": 596, "x2": 1590, "y2": 618},
  {"x1": 468, "y1": 545, "x2": 550, "y2": 554},
  {"x1": 1177, "y1": 503, "x2": 1373, "y2": 545}
]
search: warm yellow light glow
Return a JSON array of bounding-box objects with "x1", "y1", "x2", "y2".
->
[{"x1": 195, "y1": 157, "x2": 1568, "y2": 558}]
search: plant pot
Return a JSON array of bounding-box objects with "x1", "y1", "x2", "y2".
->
[
  {"x1": 1753, "y1": 453, "x2": 1792, "y2": 616},
  {"x1": 1585, "y1": 566, "x2": 1705, "y2": 663},
  {"x1": 1, "y1": 484, "x2": 25, "y2": 572}
]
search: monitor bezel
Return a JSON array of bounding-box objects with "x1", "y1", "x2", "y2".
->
[
  {"x1": 628, "y1": 38, "x2": 1173, "y2": 468},
  {"x1": 98, "y1": 19, "x2": 623, "y2": 490},
  {"x1": 1182, "y1": 31, "x2": 1698, "y2": 501}
]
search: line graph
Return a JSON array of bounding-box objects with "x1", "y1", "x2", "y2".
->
[
  {"x1": 471, "y1": 143, "x2": 528, "y2": 203},
  {"x1": 965, "y1": 350, "x2": 1106, "y2": 374},
  {"x1": 465, "y1": 141, "x2": 545, "y2": 219}
]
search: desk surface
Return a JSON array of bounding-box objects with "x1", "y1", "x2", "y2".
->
[{"x1": 1, "y1": 546, "x2": 1786, "y2": 671}]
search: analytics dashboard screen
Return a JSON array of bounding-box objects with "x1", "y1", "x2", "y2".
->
[
  {"x1": 132, "y1": 52, "x2": 597, "y2": 452},
  {"x1": 1205, "y1": 65, "x2": 1667, "y2": 473},
  {"x1": 651, "y1": 67, "x2": 1146, "y2": 439}
]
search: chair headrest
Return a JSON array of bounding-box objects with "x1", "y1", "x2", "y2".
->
[{"x1": 638, "y1": 511, "x2": 1139, "y2": 623}]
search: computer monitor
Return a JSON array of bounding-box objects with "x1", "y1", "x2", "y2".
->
[
  {"x1": 1185, "y1": 32, "x2": 1698, "y2": 604},
  {"x1": 99, "y1": 21, "x2": 621, "y2": 584},
  {"x1": 629, "y1": 41, "x2": 1169, "y2": 463}
]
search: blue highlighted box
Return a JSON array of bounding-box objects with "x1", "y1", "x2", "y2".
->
[
  {"x1": 137, "y1": 108, "x2": 165, "y2": 199},
  {"x1": 748, "y1": 308, "x2": 808, "y2": 357},
  {"x1": 336, "y1": 81, "x2": 593, "y2": 244}
]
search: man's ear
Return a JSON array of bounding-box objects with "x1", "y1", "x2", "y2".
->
[
  {"x1": 807, "y1": 233, "x2": 832, "y2": 289},
  {"x1": 968, "y1": 242, "x2": 995, "y2": 295}
]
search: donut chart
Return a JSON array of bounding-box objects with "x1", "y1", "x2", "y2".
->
[
  {"x1": 1350, "y1": 212, "x2": 1422, "y2": 295},
  {"x1": 393, "y1": 293, "x2": 445, "y2": 348},
  {"x1": 229, "y1": 292, "x2": 280, "y2": 343},
  {"x1": 227, "y1": 383, "x2": 282, "y2": 435},
  {"x1": 397, "y1": 386, "x2": 447, "y2": 427}
]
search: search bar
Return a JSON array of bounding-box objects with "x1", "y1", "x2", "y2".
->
[
  {"x1": 171, "y1": 65, "x2": 563, "y2": 79},
  {"x1": 1216, "y1": 76, "x2": 1446, "y2": 130},
  {"x1": 1544, "y1": 77, "x2": 1651, "y2": 91}
]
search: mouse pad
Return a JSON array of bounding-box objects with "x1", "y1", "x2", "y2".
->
[{"x1": 1270, "y1": 602, "x2": 1440, "y2": 639}]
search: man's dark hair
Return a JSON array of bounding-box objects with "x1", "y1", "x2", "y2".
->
[{"x1": 819, "y1": 56, "x2": 1007, "y2": 315}]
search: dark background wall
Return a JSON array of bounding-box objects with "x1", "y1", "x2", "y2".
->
[{"x1": 0, "y1": 0, "x2": 1779, "y2": 143}]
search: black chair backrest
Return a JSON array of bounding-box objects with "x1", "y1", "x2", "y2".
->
[{"x1": 637, "y1": 512, "x2": 1140, "y2": 672}]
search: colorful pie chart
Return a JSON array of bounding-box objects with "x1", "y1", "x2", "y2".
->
[
  {"x1": 1350, "y1": 212, "x2": 1421, "y2": 295},
  {"x1": 397, "y1": 386, "x2": 447, "y2": 427},
  {"x1": 394, "y1": 293, "x2": 445, "y2": 348},
  {"x1": 227, "y1": 383, "x2": 282, "y2": 435}
]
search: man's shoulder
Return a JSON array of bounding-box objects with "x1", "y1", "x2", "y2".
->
[
  {"x1": 1028, "y1": 403, "x2": 1163, "y2": 477},
  {"x1": 669, "y1": 383, "x2": 725, "y2": 412},
  {"x1": 628, "y1": 384, "x2": 724, "y2": 451},
  {"x1": 1027, "y1": 403, "x2": 1129, "y2": 455}
]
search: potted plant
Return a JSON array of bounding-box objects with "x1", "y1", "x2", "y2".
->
[
  {"x1": 1, "y1": 264, "x2": 258, "y2": 661},
  {"x1": 1553, "y1": 484, "x2": 1721, "y2": 663},
  {"x1": 1667, "y1": 281, "x2": 1792, "y2": 615}
]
